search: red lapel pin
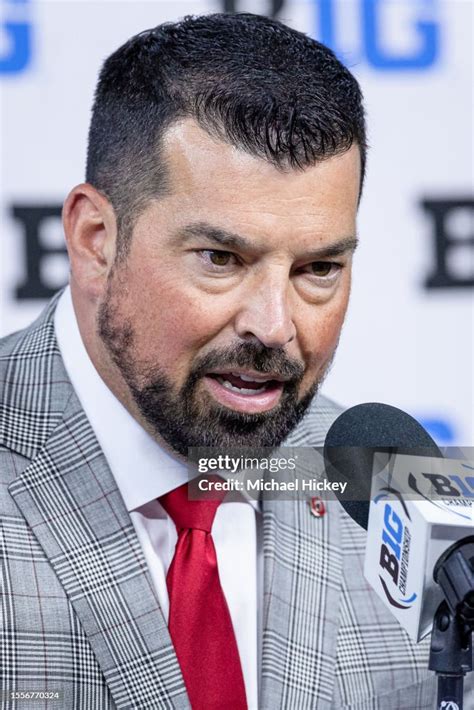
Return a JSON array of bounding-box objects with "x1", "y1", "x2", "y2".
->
[{"x1": 309, "y1": 496, "x2": 326, "y2": 518}]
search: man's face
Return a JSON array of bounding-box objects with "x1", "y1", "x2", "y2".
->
[{"x1": 97, "y1": 120, "x2": 360, "y2": 456}]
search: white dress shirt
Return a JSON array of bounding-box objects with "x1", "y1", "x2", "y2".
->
[{"x1": 54, "y1": 285, "x2": 261, "y2": 709}]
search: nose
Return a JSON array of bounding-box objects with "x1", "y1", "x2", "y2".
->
[{"x1": 234, "y1": 268, "x2": 297, "y2": 349}]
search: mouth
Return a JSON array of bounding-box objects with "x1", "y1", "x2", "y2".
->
[{"x1": 202, "y1": 370, "x2": 287, "y2": 414}]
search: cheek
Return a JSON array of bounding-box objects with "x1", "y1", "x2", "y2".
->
[
  {"x1": 298, "y1": 295, "x2": 349, "y2": 377},
  {"x1": 127, "y1": 275, "x2": 233, "y2": 371}
]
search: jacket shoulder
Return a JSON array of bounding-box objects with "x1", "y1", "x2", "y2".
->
[
  {"x1": 0, "y1": 290, "x2": 70, "y2": 458},
  {"x1": 0, "y1": 290, "x2": 62, "y2": 361}
]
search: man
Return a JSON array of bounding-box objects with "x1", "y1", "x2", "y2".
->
[{"x1": 0, "y1": 12, "x2": 456, "y2": 710}]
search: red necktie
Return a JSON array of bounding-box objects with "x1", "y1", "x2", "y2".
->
[{"x1": 159, "y1": 482, "x2": 248, "y2": 710}]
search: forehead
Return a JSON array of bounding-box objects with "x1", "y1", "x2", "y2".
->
[{"x1": 155, "y1": 119, "x2": 361, "y2": 245}]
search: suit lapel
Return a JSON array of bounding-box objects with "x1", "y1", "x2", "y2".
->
[
  {"x1": 4, "y1": 295, "x2": 190, "y2": 710},
  {"x1": 260, "y1": 451, "x2": 343, "y2": 709}
]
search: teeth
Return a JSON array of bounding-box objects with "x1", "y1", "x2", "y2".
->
[
  {"x1": 217, "y1": 376, "x2": 266, "y2": 395},
  {"x1": 231, "y1": 372, "x2": 270, "y2": 383}
]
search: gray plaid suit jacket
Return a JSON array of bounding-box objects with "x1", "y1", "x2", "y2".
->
[{"x1": 1, "y1": 291, "x2": 471, "y2": 709}]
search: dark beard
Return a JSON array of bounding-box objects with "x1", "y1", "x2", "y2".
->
[{"x1": 98, "y1": 278, "x2": 320, "y2": 457}]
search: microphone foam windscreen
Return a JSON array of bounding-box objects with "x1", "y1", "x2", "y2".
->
[{"x1": 324, "y1": 403, "x2": 442, "y2": 529}]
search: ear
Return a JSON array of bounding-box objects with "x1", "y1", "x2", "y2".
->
[{"x1": 62, "y1": 183, "x2": 117, "y2": 301}]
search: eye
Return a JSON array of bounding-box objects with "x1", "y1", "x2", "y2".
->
[
  {"x1": 196, "y1": 249, "x2": 240, "y2": 272},
  {"x1": 206, "y1": 250, "x2": 233, "y2": 266},
  {"x1": 298, "y1": 261, "x2": 342, "y2": 280},
  {"x1": 310, "y1": 262, "x2": 335, "y2": 277}
]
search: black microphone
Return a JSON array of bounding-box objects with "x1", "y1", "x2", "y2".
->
[{"x1": 323, "y1": 402, "x2": 442, "y2": 530}]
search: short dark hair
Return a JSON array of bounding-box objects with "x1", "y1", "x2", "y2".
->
[{"x1": 86, "y1": 13, "x2": 367, "y2": 260}]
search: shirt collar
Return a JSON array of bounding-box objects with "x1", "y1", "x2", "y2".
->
[{"x1": 54, "y1": 286, "x2": 260, "y2": 513}]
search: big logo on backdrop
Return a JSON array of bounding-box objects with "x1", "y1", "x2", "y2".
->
[
  {"x1": 315, "y1": 0, "x2": 439, "y2": 69},
  {"x1": 222, "y1": 0, "x2": 440, "y2": 70},
  {"x1": 1, "y1": 0, "x2": 441, "y2": 76},
  {"x1": 422, "y1": 198, "x2": 474, "y2": 290},
  {"x1": 0, "y1": 0, "x2": 32, "y2": 75}
]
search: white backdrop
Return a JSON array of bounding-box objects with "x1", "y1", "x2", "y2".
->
[{"x1": 1, "y1": 0, "x2": 473, "y2": 444}]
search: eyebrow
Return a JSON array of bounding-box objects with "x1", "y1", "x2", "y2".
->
[
  {"x1": 176, "y1": 221, "x2": 358, "y2": 259},
  {"x1": 178, "y1": 222, "x2": 250, "y2": 251}
]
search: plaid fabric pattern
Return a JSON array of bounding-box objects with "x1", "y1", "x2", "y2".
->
[
  {"x1": 1, "y1": 294, "x2": 189, "y2": 710},
  {"x1": 0, "y1": 290, "x2": 471, "y2": 709}
]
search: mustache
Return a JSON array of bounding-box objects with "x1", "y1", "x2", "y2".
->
[{"x1": 188, "y1": 342, "x2": 305, "y2": 383}]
